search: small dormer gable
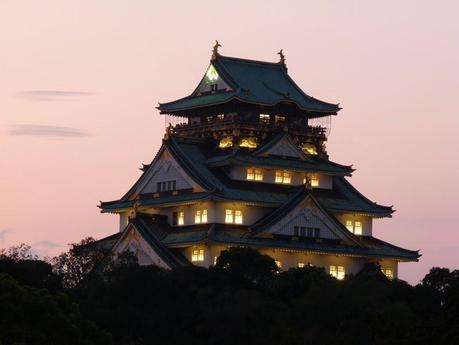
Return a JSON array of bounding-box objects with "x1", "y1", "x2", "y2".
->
[
  {"x1": 250, "y1": 190, "x2": 360, "y2": 245},
  {"x1": 255, "y1": 133, "x2": 308, "y2": 160},
  {"x1": 193, "y1": 64, "x2": 232, "y2": 96}
]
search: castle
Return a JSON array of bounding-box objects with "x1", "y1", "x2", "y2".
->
[{"x1": 96, "y1": 43, "x2": 419, "y2": 279}]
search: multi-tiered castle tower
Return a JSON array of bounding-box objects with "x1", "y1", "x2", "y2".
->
[{"x1": 97, "y1": 44, "x2": 419, "y2": 279}]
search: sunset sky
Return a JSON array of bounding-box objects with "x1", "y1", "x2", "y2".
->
[{"x1": 1, "y1": 0, "x2": 458, "y2": 284}]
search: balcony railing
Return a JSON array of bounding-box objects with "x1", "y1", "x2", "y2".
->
[{"x1": 172, "y1": 118, "x2": 326, "y2": 137}]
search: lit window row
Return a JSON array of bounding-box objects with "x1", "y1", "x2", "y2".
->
[
  {"x1": 345, "y1": 220, "x2": 362, "y2": 235},
  {"x1": 330, "y1": 265, "x2": 345, "y2": 280},
  {"x1": 225, "y1": 209, "x2": 243, "y2": 224},
  {"x1": 173, "y1": 209, "x2": 245, "y2": 226},
  {"x1": 246, "y1": 168, "x2": 320, "y2": 187}
]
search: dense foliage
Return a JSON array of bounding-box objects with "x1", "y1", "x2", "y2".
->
[{"x1": 0, "y1": 243, "x2": 458, "y2": 345}]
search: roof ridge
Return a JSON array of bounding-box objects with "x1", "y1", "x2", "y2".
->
[{"x1": 216, "y1": 54, "x2": 284, "y2": 68}]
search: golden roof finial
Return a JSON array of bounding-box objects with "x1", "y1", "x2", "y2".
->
[
  {"x1": 277, "y1": 49, "x2": 286, "y2": 65},
  {"x1": 211, "y1": 40, "x2": 222, "y2": 60}
]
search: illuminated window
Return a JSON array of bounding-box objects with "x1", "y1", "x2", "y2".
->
[
  {"x1": 354, "y1": 221, "x2": 362, "y2": 235},
  {"x1": 346, "y1": 220, "x2": 353, "y2": 232},
  {"x1": 202, "y1": 209, "x2": 208, "y2": 223},
  {"x1": 275, "y1": 260, "x2": 282, "y2": 269},
  {"x1": 310, "y1": 174, "x2": 319, "y2": 187},
  {"x1": 206, "y1": 64, "x2": 219, "y2": 82},
  {"x1": 303, "y1": 174, "x2": 319, "y2": 187},
  {"x1": 382, "y1": 268, "x2": 394, "y2": 280},
  {"x1": 192, "y1": 248, "x2": 205, "y2": 262},
  {"x1": 225, "y1": 209, "x2": 233, "y2": 223},
  {"x1": 297, "y1": 262, "x2": 305, "y2": 268},
  {"x1": 225, "y1": 209, "x2": 242, "y2": 224},
  {"x1": 234, "y1": 210, "x2": 243, "y2": 224},
  {"x1": 301, "y1": 143, "x2": 318, "y2": 155},
  {"x1": 214, "y1": 256, "x2": 218, "y2": 265},
  {"x1": 206, "y1": 116, "x2": 213, "y2": 122},
  {"x1": 219, "y1": 136, "x2": 233, "y2": 148},
  {"x1": 217, "y1": 114, "x2": 225, "y2": 120},
  {"x1": 275, "y1": 115, "x2": 285, "y2": 125},
  {"x1": 177, "y1": 211, "x2": 184, "y2": 226},
  {"x1": 330, "y1": 265, "x2": 345, "y2": 280},
  {"x1": 259, "y1": 114, "x2": 270, "y2": 124},
  {"x1": 346, "y1": 220, "x2": 363, "y2": 235},
  {"x1": 239, "y1": 137, "x2": 257, "y2": 148},
  {"x1": 195, "y1": 209, "x2": 208, "y2": 224},
  {"x1": 247, "y1": 168, "x2": 254, "y2": 180},
  {"x1": 275, "y1": 170, "x2": 291, "y2": 184},
  {"x1": 247, "y1": 168, "x2": 263, "y2": 181}
]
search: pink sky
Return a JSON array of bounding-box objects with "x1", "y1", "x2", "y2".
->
[{"x1": 1, "y1": 0, "x2": 458, "y2": 284}]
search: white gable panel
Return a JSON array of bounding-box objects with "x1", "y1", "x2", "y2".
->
[
  {"x1": 113, "y1": 226, "x2": 171, "y2": 269},
  {"x1": 272, "y1": 208, "x2": 341, "y2": 240},
  {"x1": 195, "y1": 64, "x2": 231, "y2": 95},
  {"x1": 136, "y1": 148, "x2": 204, "y2": 195},
  {"x1": 265, "y1": 198, "x2": 347, "y2": 241},
  {"x1": 262, "y1": 136, "x2": 304, "y2": 159}
]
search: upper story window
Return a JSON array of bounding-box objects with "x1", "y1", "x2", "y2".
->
[
  {"x1": 195, "y1": 209, "x2": 208, "y2": 224},
  {"x1": 157, "y1": 180, "x2": 177, "y2": 193},
  {"x1": 330, "y1": 265, "x2": 345, "y2": 280},
  {"x1": 275, "y1": 170, "x2": 291, "y2": 184},
  {"x1": 217, "y1": 114, "x2": 225, "y2": 120},
  {"x1": 346, "y1": 220, "x2": 362, "y2": 235},
  {"x1": 191, "y1": 248, "x2": 205, "y2": 262},
  {"x1": 297, "y1": 262, "x2": 305, "y2": 268},
  {"x1": 225, "y1": 209, "x2": 243, "y2": 224},
  {"x1": 219, "y1": 136, "x2": 233, "y2": 148},
  {"x1": 172, "y1": 211, "x2": 185, "y2": 226},
  {"x1": 206, "y1": 116, "x2": 213, "y2": 122},
  {"x1": 247, "y1": 168, "x2": 263, "y2": 181},
  {"x1": 259, "y1": 114, "x2": 270, "y2": 124},
  {"x1": 239, "y1": 137, "x2": 257, "y2": 149},
  {"x1": 275, "y1": 260, "x2": 282, "y2": 270}
]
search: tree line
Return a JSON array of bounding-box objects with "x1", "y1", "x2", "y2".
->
[{"x1": 0, "y1": 239, "x2": 458, "y2": 345}]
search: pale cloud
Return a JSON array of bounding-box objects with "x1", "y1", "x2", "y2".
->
[
  {"x1": 33, "y1": 240, "x2": 63, "y2": 248},
  {"x1": 0, "y1": 229, "x2": 9, "y2": 241},
  {"x1": 17, "y1": 90, "x2": 95, "y2": 101},
  {"x1": 9, "y1": 124, "x2": 90, "y2": 138}
]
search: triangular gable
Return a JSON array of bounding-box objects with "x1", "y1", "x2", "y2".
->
[
  {"x1": 193, "y1": 64, "x2": 232, "y2": 96},
  {"x1": 251, "y1": 190, "x2": 361, "y2": 245},
  {"x1": 255, "y1": 134, "x2": 309, "y2": 160},
  {"x1": 124, "y1": 144, "x2": 206, "y2": 200},
  {"x1": 112, "y1": 223, "x2": 172, "y2": 268}
]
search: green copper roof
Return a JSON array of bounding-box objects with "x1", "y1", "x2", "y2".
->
[
  {"x1": 158, "y1": 55, "x2": 340, "y2": 116},
  {"x1": 100, "y1": 135, "x2": 393, "y2": 216},
  {"x1": 206, "y1": 150, "x2": 353, "y2": 175}
]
